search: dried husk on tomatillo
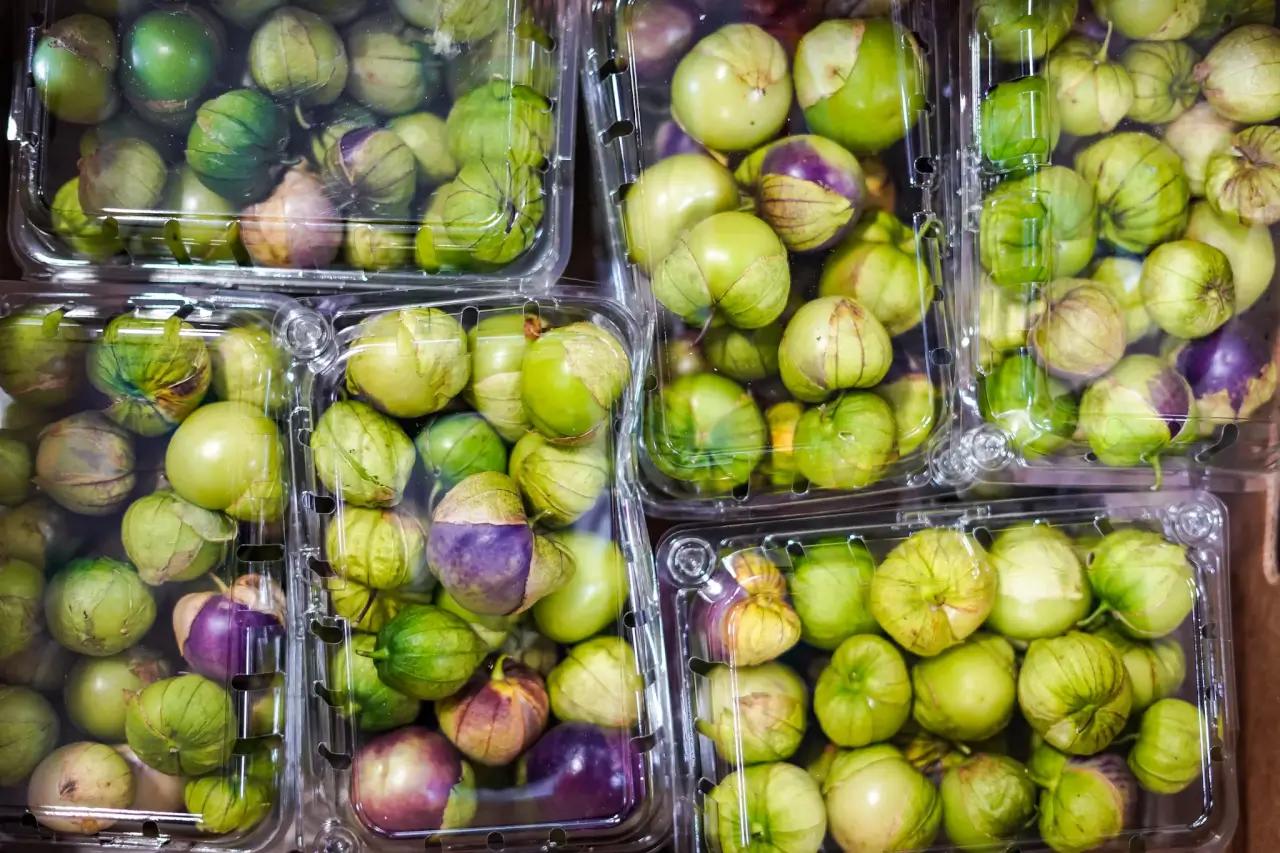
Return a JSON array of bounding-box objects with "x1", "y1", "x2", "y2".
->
[
  {"x1": 438, "y1": 655, "x2": 548, "y2": 766},
  {"x1": 779, "y1": 295, "x2": 893, "y2": 403},
  {"x1": 699, "y1": 550, "x2": 801, "y2": 667},
  {"x1": 870, "y1": 529, "x2": 996, "y2": 657},
  {"x1": 508, "y1": 431, "x2": 609, "y2": 528},
  {"x1": 124, "y1": 673, "x2": 234, "y2": 775},
  {"x1": 35, "y1": 412, "x2": 136, "y2": 516},
  {"x1": 427, "y1": 472, "x2": 575, "y2": 617},
  {"x1": 1019, "y1": 632, "x2": 1132, "y2": 755}
]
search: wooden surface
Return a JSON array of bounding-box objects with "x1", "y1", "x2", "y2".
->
[{"x1": 1224, "y1": 493, "x2": 1280, "y2": 852}]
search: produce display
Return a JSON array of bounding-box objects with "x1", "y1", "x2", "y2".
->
[
  {"x1": 617, "y1": 0, "x2": 947, "y2": 509},
  {"x1": 307, "y1": 299, "x2": 654, "y2": 837},
  {"x1": 23, "y1": 0, "x2": 567, "y2": 279},
  {"x1": 969, "y1": 0, "x2": 1280, "y2": 480},
  {"x1": 669, "y1": 504, "x2": 1227, "y2": 853},
  {"x1": 0, "y1": 296, "x2": 290, "y2": 836}
]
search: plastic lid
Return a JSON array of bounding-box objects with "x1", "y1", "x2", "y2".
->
[
  {"x1": 589, "y1": 1, "x2": 953, "y2": 515},
  {"x1": 657, "y1": 489, "x2": 1236, "y2": 853},
  {"x1": 961, "y1": 0, "x2": 1280, "y2": 485}
]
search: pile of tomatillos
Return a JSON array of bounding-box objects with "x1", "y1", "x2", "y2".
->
[
  {"x1": 0, "y1": 303, "x2": 291, "y2": 834},
  {"x1": 976, "y1": 0, "x2": 1280, "y2": 471},
  {"x1": 307, "y1": 306, "x2": 647, "y2": 833},
  {"x1": 33, "y1": 0, "x2": 555, "y2": 272},
  {"x1": 694, "y1": 522, "x2": 1205, "y2": 853},
  {"x1": 620, "y1": 2, "x2": 939, "y2": 497}
]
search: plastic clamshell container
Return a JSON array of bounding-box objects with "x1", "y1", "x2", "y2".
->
[
  {"x1": 0, "y1": 283, "x2": 308, "y2": 852},
  {"x1": 954, "y1": 1, "x2": 1280, "y2": 490},
  {"x1": 286, "y1": 288, "x2": 673, "y2": 853},
  {"x1": 655, "y1": 489, "x2": 1237, "y2": 853},
  {"x1": 8, "y1": 0, "x2": 578, "y2": 291},
  {"x1": 583, "y1": 0, "x2": 959, "y2": 519}
]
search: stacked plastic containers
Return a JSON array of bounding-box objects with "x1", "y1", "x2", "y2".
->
[
  {"x1": 2, "y1": 0, "x2": 683, "y2": 850},
  {"x1": 582, "y1": 3, "x2": 1251, "y2": 853},
  {"x1": 11, "y1": 0, "x2": 579, "y2": 290},
  {"x1": 0, "y1": 0, "x2": 1271, "y2": 852}
]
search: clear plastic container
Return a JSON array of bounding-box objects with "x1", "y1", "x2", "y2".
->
[
  {"x1": 583, "y1": 0, "x2": 958, "y2": 518},
  {"x1": 286, "y1": 288, "x2": 673, "y2": 853},
  {"x1": 954, "y1": 1, "x2": 1280, "y2": 491},
  {"x1": 9, "y1": 0, "x2": 578, "y2": 291},
  {"x1": 0, "y1": 283, "x2": 307, "y2": 852},
  {"x1": 655, "y1": 489, "x2": 1237, "y2": 853}
]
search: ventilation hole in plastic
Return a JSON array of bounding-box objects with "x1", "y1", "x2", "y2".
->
[
  {"x1": 688, "y1": 657, "x2": 715, "y2": 676},
  {"x1": 461, "y1": 305, "x2": 481, "y2": 330},
  {"x1": 643, "y1": 373, "x2": 659, "y2": 393},
  {"x1": 542, "y1": 34, "x2": 558, "y2": 52},
  {"x1": 1210, "y1": 744, "x2": 1224, "y2": 762},
  {"x1": 318, "y1": 744, "x2": 351, "y2": 770},
  {"x1": 1197, "y1": 424, "x2": 1238, "y2": 462},
  {"x1": 612, "y1": 182, "x2": 635, "y2": 204},
  {"x1": 601, "y1": 120, "x2": 635, "y2": 144},
  {"x1": 622, "y1": 610, "x2": 638, "y2": 629},
  {"x1": 930, "y1": 347, "x2": 954, "y2": 367},
  {"x1": 916, "y1": 37, "x2": 931, "y2": 54},
  {"x1": 172, "y1": 303, "x2": 196, "y2": 319},
  {"x1": 731, "y1": 482, "x2": 750, "y2": 501},
  {"x1": 238, "y1": 543, "x2": 284, "y2": 563},
  {"x1": 231, "y1": 672, "x2": 278, "y2": 692},
  {"x1": 21, "y1": 812, "x2": 38, "y2": 829},
  {"x1": 310, "y1": 619, "x2": 345, "y2": 645},
  {"x1": 315, "y1": 681, "x2": 342, "y2": 707},
  {"x1": 922, "y1": 100, "x2": 936, "y2": 115},
  {"x1": 973, "y1": 527, "x2": 994, "y2": 549},
  {"x1": 697, "y1": 777, "x2": 717, "y2": 796},
  {"x1": 535, "y1": 154, "x2": 552, "y2": 173},
  {"x1": 915, "y1": 156, "x2": 936, "y2": 175},
  {"x1": 598, "y1": 57, "x2": 628, "y2": 80},
  {"x1": 549, "y1": 828, "x2": 568, "y2": 847},
  {"x1": 307, "y1": 493, "x2": 337, "y2": 515},
  {"x1": 487, "y1": 831, "x2": 504, "y2": 851},
  {"x1": 785, "y1": 541, "x2": 805, "y2": 561},
  {"x1": 142, "y1": 821, "x2": 160, "y2": 838},
  {"x1": 1130, "y1": 836, "x2": 1146, "y2": 853},
  {"x1": 1084, "y1": 451, "x2": 1099, "y2": 463},
  {"x1": 310, "y1": 557, "x2": 337, "y2": 579},
  {"x1": 632, "y1": 732, "x2": 658, "y2": 753},
  {"x1": 1094, "y1": 516, "x2": 1116, "y2": 536},
  {"x1": 1202, "y1": 622, "x2": 1219, "y2": 640}
]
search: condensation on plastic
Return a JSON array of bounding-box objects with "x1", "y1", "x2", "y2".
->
[
  {"x1": 583, "y1": 0, "x2": 962, "y2": 520},
  {"x1": 952, "y1": 1, "x2": 1280, "y2": 491},
  {"x1": 7, "y1": 0, "x2": 579, "y2": 292},
  {"x1": 285, "y1": 287, "x2": 673, "y2": 853},
  {"x1": 0, "y1": 282, "x2": 314, "y2": 853},
  {"x1": 655, "y1": 489, "x2": 1237, "y2": 853}
]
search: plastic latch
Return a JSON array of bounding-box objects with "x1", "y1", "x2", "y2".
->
[{"x1": 666, "y1": 537, "x2": 716, "y2": 588}]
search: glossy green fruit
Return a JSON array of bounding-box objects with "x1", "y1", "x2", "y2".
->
[
  {"x1": 122, "y1": 10, "x2": 219, "y2": 126},
  {"x1": 32, "y1": 15, "x2": 120, "y2": 125},
  {"x1": 186, "y1": 89, "x2": 290, "y2": 205}
]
